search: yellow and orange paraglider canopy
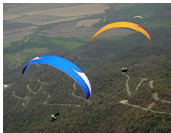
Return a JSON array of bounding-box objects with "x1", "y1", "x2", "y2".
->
[{"x1": 91, "y1": 21, "x2": 150, "y2": 44}]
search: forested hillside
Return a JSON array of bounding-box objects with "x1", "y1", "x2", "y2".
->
[{"x1": 3, "y1": 3, "x2": 171, "y2": 133}]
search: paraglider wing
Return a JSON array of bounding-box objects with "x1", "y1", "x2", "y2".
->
[
  {"x1": 91, "y1": 21, "x2": 150, "y2": 44},
  {"x1": 133, "y1": 16, "x2": 143, "y2": 19},
  {"x1": 22, "y1": 55, "x2": 91, "y2": 99}
]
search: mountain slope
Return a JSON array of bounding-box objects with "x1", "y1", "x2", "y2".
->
[{"x1": 3, "y1": 3, "x2": 171, "y2": 133}]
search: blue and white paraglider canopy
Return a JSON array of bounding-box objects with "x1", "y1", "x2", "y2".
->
[{"x1": 22, "y1": 55, "x2": 91, "y2": 99}]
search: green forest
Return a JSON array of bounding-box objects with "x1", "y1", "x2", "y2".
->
[{"x1": 3, "y1": 3, "x2": 171, "y2": 133}]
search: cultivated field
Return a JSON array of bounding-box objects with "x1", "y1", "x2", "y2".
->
[
  {"x1": 24, "y1": 4, "x2": 108, "y2": 17},
  {"x1": 3, "y1": 13, "x2": 24, "y2": 21},
  {"x1": 3, "y1": 26, "x2": 36, "y2": 42},
  {"x1": 4, "y1": 3, "x2": 108, "y2": 25},
  {"x1": 3, "y1": 3, "x2": 137, "y2": 42},
  {"x1": 3, "y1": 3, "x2": 109, "y2": 42}
]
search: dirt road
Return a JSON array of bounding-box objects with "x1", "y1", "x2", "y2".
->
[
  {"x1": 122, "y1": 72, "x2": 131, "y2": 96},
  {"x1": 120, "y1": 100, "x2": 170, "y2": 114}
]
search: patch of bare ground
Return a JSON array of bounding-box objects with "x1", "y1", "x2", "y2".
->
[
  {"x1": 4, "y1": 3, "x2": 83, "y2": 14},
  {"x1": 9, "y1": 14, "x2": 64, "y2": 25},
  {"x1": 8, "y1": 4, "x2": 108, "y2": 25},
  {"x1": 24, "y1": 4, "x2": 108, "y2": 17},
  {"x1": 3, "y1": 13, "x2": 24, "y2": 20},
  {"x1": 147, "y1": 102, "x2": 155, "y2": 109}
]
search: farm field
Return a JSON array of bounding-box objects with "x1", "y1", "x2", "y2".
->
[
  {"x1": 4, "y1": 3, "x2": 108, "y2": 25},
  {"x1": 3, "y1": 26, "x2": 36, "y2": 43},
  {"x1": 4, "y1": 3, "x2": 139, "y2": 42},
  {"x1": 3, "y1": 3, "x2": 109, "y2": 43}
]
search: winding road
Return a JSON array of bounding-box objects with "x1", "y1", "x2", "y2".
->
[
  {"x1": 120, "y1": 100, "x2": 170, "y2": 114},
  {"x1": 12, "y1": 91, "x2": 29, "y2": 100},
  {"x1": 121, "y1": 72, "x2": 171, "y2": 114},
  {"x1": 12, "y1": 91, "x2": 30, "y2": 107},
  {"x1": 27, "y1": 84, "x2": 36, "y2": 95},
  {"x1": 42, "y1": 81, "x2": 90, "y2": 107},
  {"x1": 42, "y1": 101, "x2": 81, "y2": 107},
  {"x1": 153, "y1": 92, "x2": 171, "y2": 104},
  {"x1": 136, "y1": 78, "x2": 148, "y2": 91},
  {"x1": 149, "y1": 80, "x2": 154, "y2": 88},
  {"x1": 72, "y1": 81, "x2": 90, "y2": 103},
  {"x1": 12, "y1": 77, "x2": 90, "y2": 108},
  {"x1": 122, "y1": 72, "x2": 131, "y2": 96}
]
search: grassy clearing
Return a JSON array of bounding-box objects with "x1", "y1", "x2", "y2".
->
[
  {"x1": 77, "y1": 37, "x2": 91, "y2": 42},
  {"x1": 28, "y1": 36, "x2": 42, "y2": 44},
  {"x1": 49, "y1": 39, "x2": 85, "y2": 50},
  {"x1": 3, "y1": 40, "x2": 13, "y2": 48}
]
